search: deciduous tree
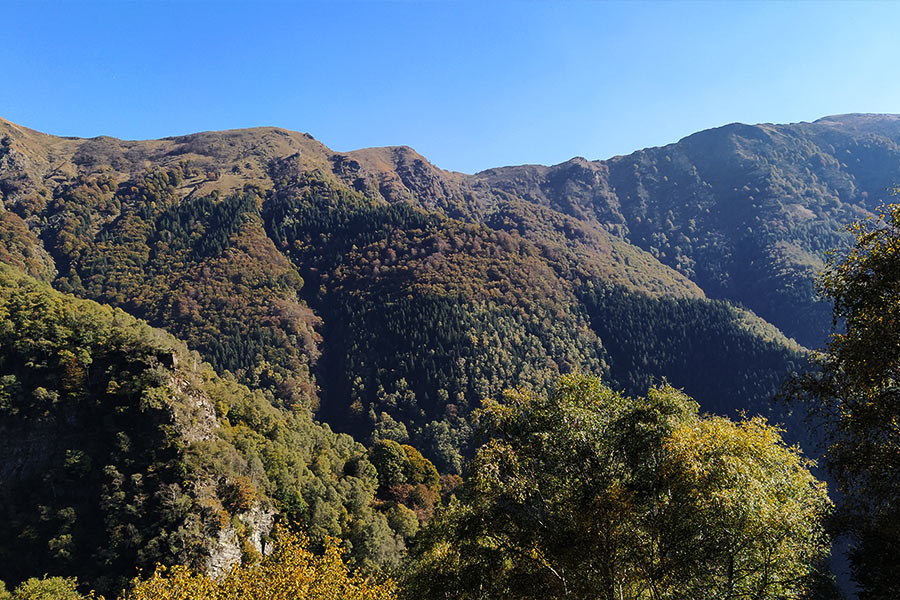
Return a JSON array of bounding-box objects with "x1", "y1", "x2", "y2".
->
[
  {"x1": 121, "y1": 526, "x2": 396, "y2": 600},
  {"x1": 791, "y1": 202, "x2": 900, "y2": 597},
  {"x1": 406, "y1": 375, "x2": 831, "y2": 599}
]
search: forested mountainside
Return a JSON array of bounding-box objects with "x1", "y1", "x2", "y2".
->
[
  {"x1": 477, "y1": 114, "x2": 900, "y2": 347},
  {"x1": 0, "y1": 115, "x2": 833, "y2": 472},
  {"x1": 2, "y1": 114, "x2": 895, "y2": 595},
  {"x1": 0, "y1": 265, "x2": 440, "y2": 596}
]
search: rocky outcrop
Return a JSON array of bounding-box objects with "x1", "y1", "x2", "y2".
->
[{"x1": 206, "y1": 504, "x2": 276, "y2": 578}]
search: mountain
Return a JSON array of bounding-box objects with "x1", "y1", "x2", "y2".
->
[
  {"x1": 476, "y1": 114, "x2": 900, "y2": 346},
  {"x1": 2, "y1": 112, "x2": 893, "y2": 597},
  {"x1": 0, "y1": 115, "x2": 831, "y2": 474},
  {"x1": 4, "y1": 114, "x2": 897, "y2": 471}
]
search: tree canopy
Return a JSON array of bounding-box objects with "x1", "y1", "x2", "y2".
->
[
  {"x1": 791, "y1": 202, "x2": 900, "y2": 596},
  {"x1": 405, "y1": 374, "x2": 831, "y2": 600}
]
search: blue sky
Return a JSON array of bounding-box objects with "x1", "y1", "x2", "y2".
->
[{"x1": 3, "y1": 1, "x2": 899, "y2": 173}]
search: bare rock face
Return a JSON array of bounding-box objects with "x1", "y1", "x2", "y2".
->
[
  {"x1": 205, "y1": 504, "x2": 276, "y2": 578},
  {"x1": 206, "y1": 526, "x2": 244, "y2": 579},
  {"x1": 240, "y1": 505, "x2": 277, "y2": 556}
]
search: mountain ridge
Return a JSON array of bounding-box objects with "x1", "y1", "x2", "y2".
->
[
  {"x1": 4, "y1": 113, "x2": 896, "y2": 474},
  {"x1": 5, "y1": 112, "x2": 899, "y2": 171}
]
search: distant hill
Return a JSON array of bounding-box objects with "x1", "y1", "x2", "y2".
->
[{"x1": 3, "y1": 115, "x2": 893, "y2": 472}]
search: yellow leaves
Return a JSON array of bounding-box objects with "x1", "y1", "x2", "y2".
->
[
  {"x1": 419, "y1": 375, "x2": 831, "y2": 599},
  {"x1": 120, "y1": 526, "x2": 397, "y2": 600},
  {"x1": 664, "y1": 414, "x2": 831, "y2": 564}
]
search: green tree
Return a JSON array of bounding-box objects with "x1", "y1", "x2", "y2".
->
[
  {"x1": 369, "y1": 439, "x2": 442, "y2": 530},
  {"x1": 405, "y1": 374, "x2": 831, "y2": 600},
  {"x1": 791, "y1": 203, "x2": 900, "y2": 597},
  {"x1": 8, "y1": 577, "x2": 86, "y2": 600},
  {"x1": 370, "y1": 440, "x2": 409, "y2": 490}
]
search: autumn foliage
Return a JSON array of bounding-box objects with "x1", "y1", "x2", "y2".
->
[{"x1": 120, "y1": 526, "x2": 396, "y2": 600}]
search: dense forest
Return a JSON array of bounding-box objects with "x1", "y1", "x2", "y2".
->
[
  {"x1": 0, "y1": 265, "x2": 439, "y2": 596},
  {"x1": 1, "y1": 114, "x2": 899, "y2": 597}
]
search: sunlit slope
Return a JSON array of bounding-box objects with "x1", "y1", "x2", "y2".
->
[
  {"x1": 477, "y1": 114, "x2": 900, "y2": 346},
  {"x1": 0, "y1": 116, "x2": 829, "y2": 469}
]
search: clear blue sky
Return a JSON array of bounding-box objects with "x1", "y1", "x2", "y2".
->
[{"x1": 3, "y1": 1, "x2": 899, "y2": 174}]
